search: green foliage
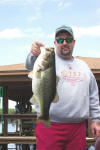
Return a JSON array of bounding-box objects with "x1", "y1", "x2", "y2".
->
[
  {"x1": 0, "y1": 108, "x2": 3, "y2": 114},
  {"x1": 32, "y1": 108, "x2": 36, "y2": 113},
  {"x1": 0, "y1": 108, "x2": 36, "y2": 114},
  {"x1": 0, "y1": 108, "x2": 15, "y2": 114},
  {"x1": 8, "y1": 109, "x2": 15, "y2": 114}
]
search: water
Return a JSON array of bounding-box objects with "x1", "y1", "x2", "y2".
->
[
  {"x1": 0, "y1": 144, "x2": 34, "y2": 150},
  {"x1": 0, "y1": 122, "x2": 18, "y2": 133},
  {"x1": 0, "y1": 122, "x2": 35, "y2": 150},
  {"x1": 88, "y1": 145, "x2": 95, "y2": 150}
]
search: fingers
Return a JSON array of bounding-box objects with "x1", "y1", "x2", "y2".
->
[
  {"x1": 31, "y1": 41, "x2": 45, "y2": 56},
  {"x1": 35, "y1": 41, "x2": 45, "y2": 47},
  {"x1": 92, "y1": 128, "x2": 100, "y2": 140},
  {"x1": 91, "y1": 122, "x2": 100, "y2": 140},
  {"x1": 91, "y1": 128, "x2": 95, "y2": 139},
  {"x1": 95, "y1": 130, "x2": 100, "y2": 140},
  {"x1": 96, "y1": 130, "x2": 100, "y2": 139},
  {"x1": 31, "y1": 47, "x2": 40, "y2": 56}
]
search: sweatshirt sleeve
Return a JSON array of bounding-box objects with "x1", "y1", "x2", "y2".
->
[
  {"x1": 25, "y1": 52, "x2": 37, "y2": 71},
  {"x1": 89, "y1": 70, "x2": 100, "y2": 122}
]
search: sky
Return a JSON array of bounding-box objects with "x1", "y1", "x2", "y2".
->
[
  {"x1": 0, "y1": 0, "x2": 100, "y2": 66},
  {"x1": 0, "y1": 0, "x2": 100, "y2": 108}
]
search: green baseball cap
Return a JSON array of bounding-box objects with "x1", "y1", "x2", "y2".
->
[{"x1": 55, "y1": 25, "x2": 74, "y2": 38}]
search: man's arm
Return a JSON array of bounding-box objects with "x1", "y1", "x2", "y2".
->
[
  {"x1": 89, "y1": 70, "x2": 100, "y2": 139},
  {"x1": 25, "y1": 52, "x2": 37, "y2": 71},
  {"x1": 25, "y1": 41, "x2": 45, "y2": 71}
]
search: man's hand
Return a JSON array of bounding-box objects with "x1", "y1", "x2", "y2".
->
[
  {"x1": 91, "y1": 122, "x2": 100, "y2": 140},
  {"x1": 31, "y1": 41, "x2": 45, "y2": 56}
]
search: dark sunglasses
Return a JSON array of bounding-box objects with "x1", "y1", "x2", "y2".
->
[{"x1": 56, "y1": 38, "x2": 73, "y2": 44}]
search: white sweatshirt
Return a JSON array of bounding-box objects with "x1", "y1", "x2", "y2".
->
[{"x1": 25, "y1": 52, "x2": 100, "y2": 123}]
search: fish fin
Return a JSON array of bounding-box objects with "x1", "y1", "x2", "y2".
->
[
  {"x1": 37, "y1": 118, "x2": 51, "y2": 127},
  {"x1": 35, "y1": 71, "x2": 41, "y2": 78},
  {"x1": 28, "y1": 71, "x2": 33, "y2": 79},
  {"x1": 30, "y1": 96, "x2": 34, "y2": 104},
  {"x1": 33, "y1": 95, "x2": 39, "y2": 105},
  {"x1": 56, "y1": 76, "x2": 59, "y2": 85},
  {"x1": 30, "y1": 95, "x2": 39, "y2": 105},
  {"x1": 52, "y1": 92, "x2": 59, "y2": 103},
  {"x1": 52, "y1": 76, "x2": 59, "y2": 103}
]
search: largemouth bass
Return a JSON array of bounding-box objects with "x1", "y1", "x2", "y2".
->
[{"x1": 30, "y1": 47, "x2": 58, "y2": 126}]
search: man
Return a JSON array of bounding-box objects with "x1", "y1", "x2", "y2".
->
[{"x1": 25, "y1": 25, "x2": 100, "y2": 150}]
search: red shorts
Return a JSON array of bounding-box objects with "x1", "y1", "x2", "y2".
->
[{"x1": 35, "y1": 121, "x2": 86, "y2": 150}]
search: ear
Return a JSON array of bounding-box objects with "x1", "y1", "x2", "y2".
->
[
  {"x1": 73, "y1": 40, "x2": 76, "y2": 45},
  {"x1": 74, "y1": 40, "x2": 76, "y2": 43},
  {"x1": 54, "y1": 40, "x2": 56, "y2": 45}
]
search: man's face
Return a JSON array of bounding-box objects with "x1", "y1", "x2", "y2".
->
[{"x1": 54, "y1": 31, "x2": 75, "y2": 60}]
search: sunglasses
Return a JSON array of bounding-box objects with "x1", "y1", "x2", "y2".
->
[{"x1": 56, "y1": 38, "x2": 73, "y2": 44}]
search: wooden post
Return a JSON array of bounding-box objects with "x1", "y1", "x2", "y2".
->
[
  {"x1": 3, "y1": 86, "x2": 8, "y2": 136},
  {"x1": 22, "y1": 144, "x2": 30, "y2": 150},
  {"x1": 2, "y1": 86, "x2": 8, "y2": 149},
  {"x1": 88, "y1": 118, "x2": 93, "y2": 138}
]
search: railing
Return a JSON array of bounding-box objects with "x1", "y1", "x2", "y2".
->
[
  {"x1": 0, "y1": 114, "x2": 37, "y2": 119},
  {"x1": 0, "y1": 114, "x2": 95, "y2": 146},
  {"x1": 0, "y1": 136, "x2": 36, "y2": 144},
  {"x1": 0, "y1": 136, "x2": 95, "y2": 145},
  {"x1": 0, "y1": 114, "x2": 37, "y2": 145}
]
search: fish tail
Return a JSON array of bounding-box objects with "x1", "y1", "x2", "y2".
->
[{"x1": 37, "y1": 118, "x2": 51, "y2": 127}]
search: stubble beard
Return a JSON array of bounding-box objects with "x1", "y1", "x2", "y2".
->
[{"x1": 60, "y1": 46, "x2": 72, "y2": 58}]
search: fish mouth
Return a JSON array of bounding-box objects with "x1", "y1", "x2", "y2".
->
[{"x1": 46, "y1": 47, "x2": 54, "y2": 53}]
